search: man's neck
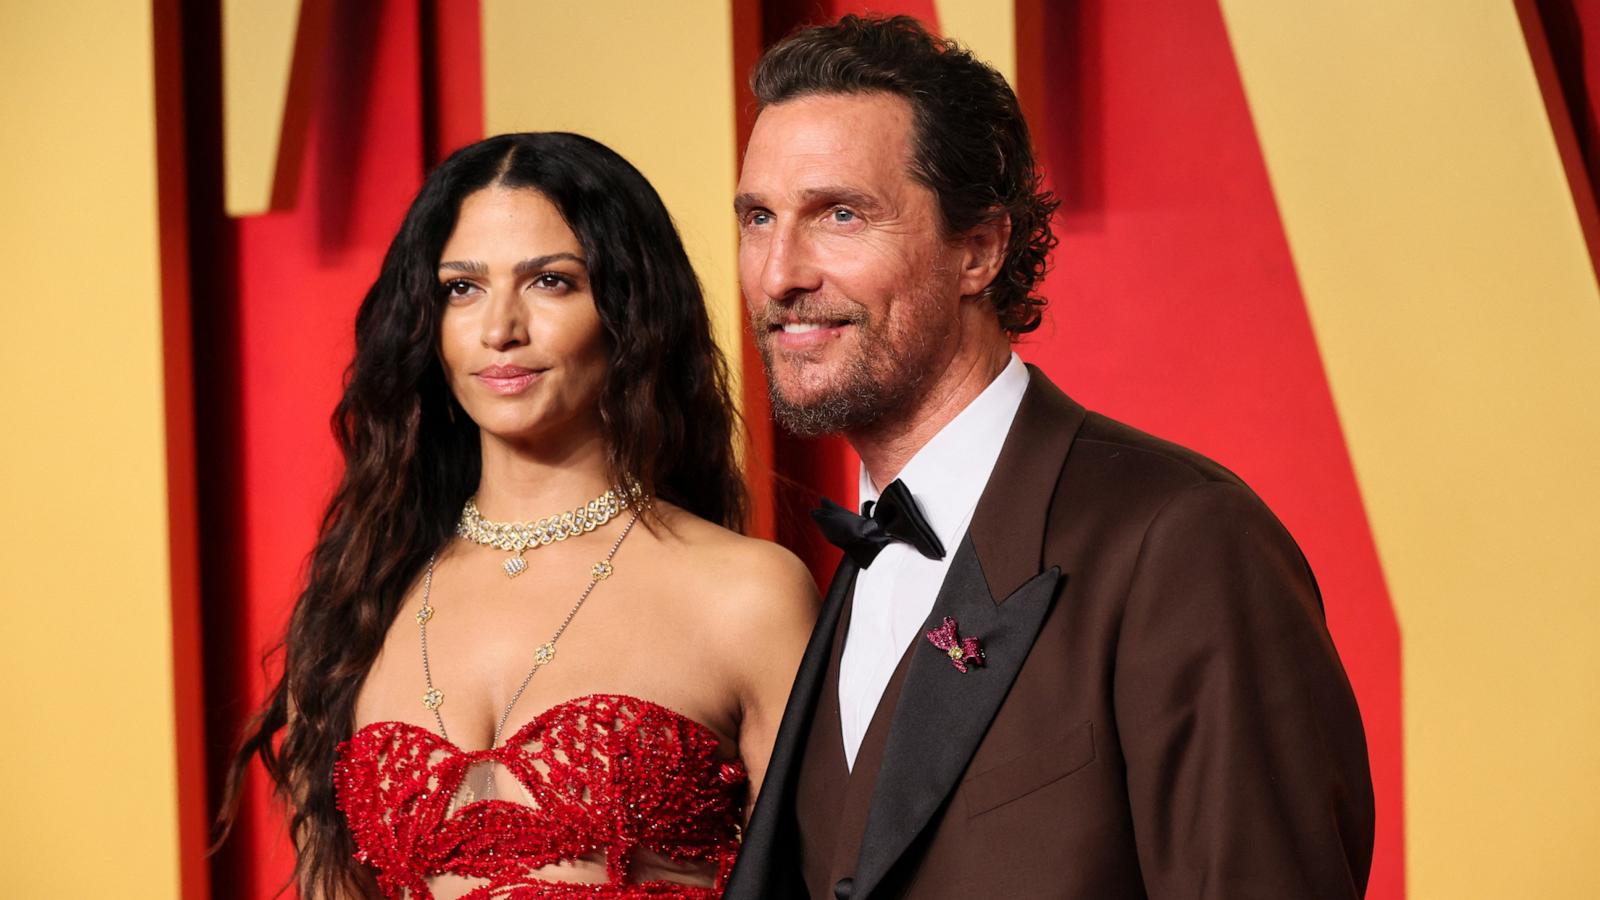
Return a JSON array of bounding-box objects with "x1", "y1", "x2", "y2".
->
[{"x1": 852, "y1": 340, "x2": 1013, "y2": 489}]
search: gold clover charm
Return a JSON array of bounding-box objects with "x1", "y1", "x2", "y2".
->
[
  {"x1": 534, "y1": 642, "x2": 557, "y2": 665},
  {"x1": 422, "y1": 688, "x2": 444, "y2": 710},
  {"x1": 591, "y1": 560, "x2": 614, "y2": 580},
  {"x1": 416, "y1": 604, "x2": 434, "y2": 625}
]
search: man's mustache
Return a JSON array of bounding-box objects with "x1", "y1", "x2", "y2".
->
[{"x1": 750, "y1": 297, "x2": 871, "y2": 332}]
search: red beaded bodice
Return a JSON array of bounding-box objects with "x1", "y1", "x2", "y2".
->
[{"x1": 334, "y1": 694, "x2": 748, "y2": 899}]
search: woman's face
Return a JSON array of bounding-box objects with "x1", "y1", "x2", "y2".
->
[{"x1": 437, "y1": 186, "x2": 607, "y2": 448}]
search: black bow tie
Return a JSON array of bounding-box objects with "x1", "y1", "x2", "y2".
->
[{"x1": 811, "y1": 478, "x2": 947, "y2": 569}]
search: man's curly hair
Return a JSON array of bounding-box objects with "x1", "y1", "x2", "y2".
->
[{"x1": 752, "y1": 14, "x2": 1059, "y2": 334}]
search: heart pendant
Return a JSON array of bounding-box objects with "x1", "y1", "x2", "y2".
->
[{"x1": 503, "y1": 557, "x2": 528, "y2": 578}]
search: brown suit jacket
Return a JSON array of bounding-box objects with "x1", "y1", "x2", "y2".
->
[{"x1": 726, "y1": 367, "x2": 1374, "y2": 900}]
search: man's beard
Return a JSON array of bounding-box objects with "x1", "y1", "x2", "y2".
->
[{"x1": 751, "y1": 296, "x2": 942, "y2": 438}]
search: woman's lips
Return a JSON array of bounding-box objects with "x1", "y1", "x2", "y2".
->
[{"x1": 475, "y1": 366, "x2": 543, "y2": 395}]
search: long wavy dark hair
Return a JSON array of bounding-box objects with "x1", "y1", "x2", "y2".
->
[{"x1": 216, "y1": 132, "x2": 747, "y2": 897}]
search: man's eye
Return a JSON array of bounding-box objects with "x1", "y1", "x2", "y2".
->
[
  {"x1": 749, "y1": 211, "x2": 772, "y2": 226},
  {"x1": 831, "y1": 208, "x2": 856, "y2": 223}
]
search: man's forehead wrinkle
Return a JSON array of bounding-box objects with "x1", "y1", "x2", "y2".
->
[
  {"x1": 769, "y1": 153, "x2": 905, "y2": 199},
  {"x1": 738, "y1": 93, "x2": 920, "y2": 219},
  {"x1": 751, "y1": 95, "x2": 913, "y2": 158}
]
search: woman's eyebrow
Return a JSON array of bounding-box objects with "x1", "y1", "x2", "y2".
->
[
  {"x1": 436, "y1": 253, "x2": 588, "y2": 277},
  {"x1": 438, "y1": 259, "x2": 486, "y2": 276},
  {"x1": 513, "y1": 253, "x2": 586, "y2": 276}
]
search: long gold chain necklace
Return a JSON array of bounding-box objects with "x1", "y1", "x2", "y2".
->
[
  {"x1": 456, "y1": 482, "x2": 643, "y2": 578},
  {"x1": 416, "y1": 502, "x2": 644, "y2": 799}
]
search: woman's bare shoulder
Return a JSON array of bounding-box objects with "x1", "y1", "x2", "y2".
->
[
  {"x1": 646, "y1": 503, "x2": 820, "y2": 629},
  {"x1": 640, "y1": 505, "x2": 818, "y2": 726}
]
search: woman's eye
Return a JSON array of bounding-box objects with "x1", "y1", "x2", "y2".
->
[
  {"x1": 533, "y1": 273, "x2": 571, "y2": 291},
  {"x1": 443, "y1": 279, "x2": 477, "y2": 299}
]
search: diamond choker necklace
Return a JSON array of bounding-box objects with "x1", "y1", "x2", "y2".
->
[{"x1": 455, "y1": 481, "x2": 645, "y2": 578}]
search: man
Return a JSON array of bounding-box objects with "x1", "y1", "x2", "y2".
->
[{"x1": 726, "y1": 14, "x2": 1374, "y2": 900}]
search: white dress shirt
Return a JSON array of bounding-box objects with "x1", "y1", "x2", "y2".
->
[{"x1": 837, "y1": 353, "x2": 1030, "y2": 769}]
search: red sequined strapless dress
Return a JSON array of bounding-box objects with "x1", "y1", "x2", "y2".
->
[{"x1": 334, "y1": 694, "x2": 748, "y2": 899}]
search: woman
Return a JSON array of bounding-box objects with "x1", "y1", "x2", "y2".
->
[{"x1": 220, "y1": 132, "x2": 817, "y2": 898}]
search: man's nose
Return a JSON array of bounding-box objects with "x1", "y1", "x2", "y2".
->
[
  {"x1": 480, "y1": 290, "x2": 529, "y2": 350},
  {"x1": 760, "y1": 226, "x2": 822, "y2": 301}
]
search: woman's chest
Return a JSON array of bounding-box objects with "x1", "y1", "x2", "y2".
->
[{"x1": 352, "y1": 588, "x2": 740, "y2": 751}]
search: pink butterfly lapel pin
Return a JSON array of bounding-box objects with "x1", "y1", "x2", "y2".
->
[{"x1": 926, "y1": 616, "x2": 984, "y2": 673}]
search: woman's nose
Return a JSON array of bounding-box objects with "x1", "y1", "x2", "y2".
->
[{"x1": 480, "y1": 290, "x2": 529, "y2": 350}]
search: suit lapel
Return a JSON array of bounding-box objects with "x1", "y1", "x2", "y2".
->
[
  {"x1": 724, "y1": 558, "x2": 857, "y2": 899},
  {"x1": 849, "y1": 367, "x2": 1086, "y2": 900},
  {"x1": 968, "y1": 365, "x2": 1087, "y2": 599},
  {"x1": 850, "y1": 539, "x2": 1062, "y2": 899}
]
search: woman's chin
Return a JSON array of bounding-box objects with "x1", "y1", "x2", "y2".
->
[
  {"x1": 477, "y1": 422, "x2": 550, "y2": 447},
  {"x1": 472, "y1": 416, "x2": 597, "y2": 455}
]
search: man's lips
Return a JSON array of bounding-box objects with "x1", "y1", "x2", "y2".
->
[
  {"x1": 766, "y1": 318, "x2": 856, "y2": 351},
  {"x1": 474, "y1": 364, "x2": 545, "y2": 395}
]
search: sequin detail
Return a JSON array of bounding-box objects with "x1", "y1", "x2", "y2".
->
[{"x1": 334, "y1": 694, "x2": 748, "y2": 899}]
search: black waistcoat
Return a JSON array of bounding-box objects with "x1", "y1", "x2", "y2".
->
[{"x1": 794, "y1": 593, "x2": 918, "y2": 900}]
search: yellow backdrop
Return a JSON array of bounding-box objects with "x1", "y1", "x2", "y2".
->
[
  {"x1": 1223, "y1": 2, "x2": 1600, "y2": 895},
  {"x1": 0, "y1": 2, "x2": 188, "y2": 895}
]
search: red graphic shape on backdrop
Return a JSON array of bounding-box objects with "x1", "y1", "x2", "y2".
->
[
  {"x1": 1016, "y1": 3, "x2": 1404, "y2": 897},
  {"x1": 194, "y1": 4, "x2": 482, "y2": 896}
]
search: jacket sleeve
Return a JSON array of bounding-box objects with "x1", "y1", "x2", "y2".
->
[{"x1": 1112, "y1": 480, "x2": 1375, "y2": 899}]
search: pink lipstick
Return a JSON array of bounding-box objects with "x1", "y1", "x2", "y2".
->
[{"x1": 475, "y1": 364, "x2": 543, "y2": 395}]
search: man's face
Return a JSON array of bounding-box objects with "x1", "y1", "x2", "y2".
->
[{"x1": 736, "y1": 92, "x2": 966, "y2": 436}]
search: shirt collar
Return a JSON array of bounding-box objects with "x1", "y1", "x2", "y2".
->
[{"x1": 859, "y1": 354, "x2": 1030, "y2": 548}]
